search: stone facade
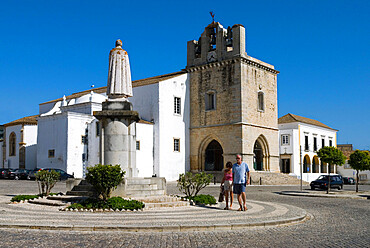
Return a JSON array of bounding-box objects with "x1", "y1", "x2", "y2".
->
[{"x1": 187, "y1": 22, "x2": 279, "y2": 173}]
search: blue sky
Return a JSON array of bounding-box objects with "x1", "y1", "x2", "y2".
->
[{"x1": 0, "y1": 0, "x2": 369, "y2": 149}]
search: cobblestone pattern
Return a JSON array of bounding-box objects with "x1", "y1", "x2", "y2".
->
[{"x1": 0, "y1": 181, "x2": 368, "y2": 247}]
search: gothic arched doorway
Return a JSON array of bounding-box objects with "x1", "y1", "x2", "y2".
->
[
  {"x1": 253, "y1": 140, "x2": 263, "y2": 171},
  {"x1": 204, "y1": 140, "x2": 223, "y2": 171}
]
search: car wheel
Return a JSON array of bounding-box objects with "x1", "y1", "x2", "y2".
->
[
  {"x1": 311, "y1": 186, "x2": 315, "y2": 190},
  {"x1": 27, "y1": 175, "x2": 31, "y2": 180},
  {"x1": 14, "y1": 176, "x2": 19, "y2": 180},
  {"x1": 339, "y1": 185, "x2": 343, "y2": 190}
]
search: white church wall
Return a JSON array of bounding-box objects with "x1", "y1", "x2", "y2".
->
[
  {"x1": 131, "y1": 83, "x2": 160, "y2": 176},
  {"x1": 66, "y1": 112, "x2": 94, "y2": 178},
  {"x1": 87, "y1": 119, "x2": 100, "y2": 169},
  {"x1": 23, "y1": 125, "x2": 38, "y2": 170},
  {"x1": 37, "y1": 114, "x2": 68, "y2": 170},
  {"x1": 158, "y1": 74, "x2": 189, "y2": 181},
  {"x1": 5, "y1": 125, "x2": 21, "y2": 169},
  {"x1": 136, "y1": 122, "x2": 154, "y2": 177}
]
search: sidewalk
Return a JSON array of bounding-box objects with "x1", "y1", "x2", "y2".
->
[{"x1": 279, "y1": 189, "x2": 370, "y2": 199}]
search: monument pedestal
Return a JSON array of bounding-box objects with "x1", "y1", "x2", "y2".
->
[{"x1": 94, "y1": 101, "x2": 139, "y2": 177}]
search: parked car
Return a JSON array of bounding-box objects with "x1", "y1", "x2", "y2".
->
[
  {"x1": 343, "y1": 177, "x2": 355, "y2": 185},
  {"x1": 0, "y1": 169, "x2": 10, "y2": 179},
  {"x1": 27, "y1": 168, "x2": 43, "y2": 180},
  {"x1": 1, "y1": 169, "x2": 16, "y2": 179},
  {"x1": 310, "y1": 175, "x2": 344, "y2": 190},
  {"x1": 40, "y1": 168, "x2": 74, "y2": 180},
  {"x1": 8, "y1": 169, "x2": 31, "y2": 180}
]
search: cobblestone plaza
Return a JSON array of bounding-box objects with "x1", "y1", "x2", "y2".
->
[{"x1": 0, "y1": 181, "x2": 368, "y2": 247}]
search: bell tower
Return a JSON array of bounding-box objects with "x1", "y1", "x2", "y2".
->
[{"x1": 186, "y1": 22, "x2": 280, "y2": 177}]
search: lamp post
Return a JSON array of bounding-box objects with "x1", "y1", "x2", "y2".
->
[{"x1": 300, "y1": 145, "x2": 303, "y2": 191}]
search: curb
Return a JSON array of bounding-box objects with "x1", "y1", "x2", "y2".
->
[
  {"x1": 279, "y1": 191, "x2": 369, "y2": 200},
  {"x1": 0, "y1": 212, "x2": 308, "y2": 232}
]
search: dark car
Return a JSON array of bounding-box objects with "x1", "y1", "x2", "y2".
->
[
  {"x1": 1, "y1": 169, "x2": 16, "y2": 179},
  {"x1": 27, "y1": 168, "x2": 43, "y2": 180},
  {"x1": 343, "y1": 177, "x2": 355, "y2": 185},
  {"x1": 9, "y1": 169, "x2": 30, "y2": 180},
  {"x1": 41, "y1": 168, "x2": 74, "y2": 180},
  {"x1": 310, "y1": 175, "x2": 344, "y2": 190},
  {"x1": 0, "y1": 169, "x2": 10, "y2": 179}
]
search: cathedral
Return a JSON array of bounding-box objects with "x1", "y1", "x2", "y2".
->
[{"x1": 0, "y1": 22, "x2": 281, "y2": 181}]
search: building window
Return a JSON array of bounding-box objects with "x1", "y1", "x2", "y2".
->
[
  {"x1": 48, "y1": 149, "x2": 55, "y2": 158},
  {"x1": 281, "y1": 135, "x2": 289, "y2": 145},
  {"x1": 81, "y1": 135, "x2": 88, "y2": 144},
  {"x1": 205, "y1": 91, "x2": 216, "y2": 110},
  {"x1": 322, "y1": 138, "x2": 325, "y2": 148},
  {"x1": 136, "y1": 141, "x2": 140, "y2": 150},
  {"x1": 304, "y1": 136, "x2": 309, "y2": 151},
  {"x1": 174, "y1": 138, "x2": 180, "y2": 152},
  {"x1": 329, "y1": 140, "x2": 333, "y2": 147},
  {"x1": 9, "y1": 132, "x2": 16, "y2": 156},
  {"x1": 313, "y1": 137, "x2": 317, "y2": 151},
  {"x1": 96, "y1": 122, "x2": 100, "y2": 136},
  {"x1": 174, "y1": 97, "x2": 181, "y2": 115},
  {"x1": 258, "y1": 91, "x2": 264, "y2": 112}
]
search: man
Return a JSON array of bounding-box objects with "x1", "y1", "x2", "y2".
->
[{"x1": 232, "y1": 154, "x2": 250, "y2": 211}]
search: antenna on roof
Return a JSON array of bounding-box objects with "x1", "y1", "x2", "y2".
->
[{"x1": 210, "y1": 11, "x2": 215, "y2": 22}]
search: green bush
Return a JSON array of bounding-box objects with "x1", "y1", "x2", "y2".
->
[
  {"x1": 177, "y1": 172, "x2": 213, "y2": 198},
  {"x1": 189, "y1": 194, "x2": 217, "y2": 205},
  {"x1": 11, "y1": 194, "x2": 39, "y2": 202},
  {"x1": 86, "y1": 164, "x2": 125, "y2": 201},
  {"x1": 36, "y1": 170, "x2": 60, "y2": 196},
  {"x1": 68, "y1": 197, "x2": 145, "y2": 210}
]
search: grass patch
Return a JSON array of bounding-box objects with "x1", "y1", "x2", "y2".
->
[
  {"x1": 68, "y1": 197, "x2": 145, "y2": 210},
  {"x1": 11, "y1": 195, "x2": 39, "y2": 202}
]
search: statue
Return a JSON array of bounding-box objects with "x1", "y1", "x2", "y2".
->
[{"x1": 106, "y1": 39, "x2": 133, "y2": 100}]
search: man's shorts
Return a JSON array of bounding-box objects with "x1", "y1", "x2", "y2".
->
[
  {"x1": 224, "y1": 180, "x2": 233, "y2": 191},
  {"x1": 233, "y1": 183, "x2": 246, "y2": 194}
]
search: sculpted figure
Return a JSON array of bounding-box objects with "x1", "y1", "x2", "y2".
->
[{"x1": 106, "y1": 39, "x2": 133, "y2": 100}]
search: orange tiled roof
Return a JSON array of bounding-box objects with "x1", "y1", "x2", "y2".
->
[
  {"x1": 4, "y1": 115, "x2": 38, "y2": 127},
  {"x1": 278, "y1": 113, "x2": 337, "y2": 131}
]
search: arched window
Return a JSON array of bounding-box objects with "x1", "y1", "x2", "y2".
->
[
  {"x1": 9, "y1": 132, "x2": 16, "y2": 156},
  {"x1": 258, "y1": 91, "x2": 264, "y2": 111}
]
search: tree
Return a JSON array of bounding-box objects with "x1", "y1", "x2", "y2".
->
[
  {"x1": 36, "y1": 170, "x2": 60, "y2": 196},
  {"x1": 177, "y1": 172, "x2": 213, "y2": 198},
  {"x1": 86, "y1": 164, "x2": 125, "y2": 201},
  {"x1": 348, "y1": 150, "x2": 370, "y2": 192},
  {"x1": 317, "y1": 146, "x2": 346, "y2": 193}
]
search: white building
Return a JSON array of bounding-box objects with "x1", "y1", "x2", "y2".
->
[
  {"x1": 18, "y1": 71, "x2": 189, "y2": 180},
  {"x1": 278, "y1": 113, "x2": 338, "y2": 182}
]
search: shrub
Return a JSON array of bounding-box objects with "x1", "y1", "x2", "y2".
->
[
  {"x1": 190, "y1": 194, "x2": 217, "y2": 205},
  {"x1": 177, "y1": 172, "x2": 213, "y2": 198},
  {"x1": 68, "y1": 197, "x2": 145, "y2": 210},
  {"x1": 85, "y1": 164, "x2": 125, "y2": 201},
  {"x1": 11, "y1": 194, "x2": 39, "y2": 202},
  {"x1": 36, "y1": 170, "x2": 60, "y2": 196}
]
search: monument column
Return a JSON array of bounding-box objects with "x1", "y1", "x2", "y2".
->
[{"x1": 94, "y1": 40, "x2": 139, "y2": 177}]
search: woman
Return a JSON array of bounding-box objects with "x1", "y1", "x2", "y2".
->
[{"x1": 221, "y1": 161, "x2": 234, "y2": 210}]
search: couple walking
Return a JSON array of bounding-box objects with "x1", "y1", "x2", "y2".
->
[{"x1": 221, "y1": 154, "x2": 250, "y2": 211}]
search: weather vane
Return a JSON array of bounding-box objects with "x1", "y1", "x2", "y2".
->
[{"x1": 210, "y1": 11, "x2": 215, "y2": 22}]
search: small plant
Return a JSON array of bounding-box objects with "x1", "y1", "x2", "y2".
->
[
  {"x1": 67, "y1": 197, "x2": 145, "y2": 210},
  {"x1": 177, "y1": 172, "x2": 213, "y2": 198},
  {"x1": 36, "y1": 170, "x2": 60, "y2": 196},
  {"x1": 85, "y1": 164, "x2": 126, "y2": 201},
  {"x1": 189, "y1": 194, "x2": 217, "y2": 205},
  {"x1": 11, "y1": 194, "x2": 39, "y2": 202}
]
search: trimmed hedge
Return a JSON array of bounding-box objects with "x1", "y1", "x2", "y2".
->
[
  {"x1": 188, "y1": 194, "x2": 217, "y2": 205},
  {"x1": 68, "y1": 197, "x2": 145, "y2": 211}
]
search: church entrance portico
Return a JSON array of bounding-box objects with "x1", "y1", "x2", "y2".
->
[{"x1": 204, "y1": 140, "x2": 223, "y2": 171}]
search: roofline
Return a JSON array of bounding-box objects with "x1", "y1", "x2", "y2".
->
[{"x1": 39, "y1": 71, "x2": 186, "y2": 106}]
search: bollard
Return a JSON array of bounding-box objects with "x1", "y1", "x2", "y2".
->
[
  {"x1": 260, "y1": 177, "x2": 262, "y2": 185},
  {"x1": 214, "y1": 176, "x2": 216, "y2": 185}
]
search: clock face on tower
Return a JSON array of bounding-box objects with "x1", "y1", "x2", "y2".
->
[{"x1": 207, "y1": 51, "x2": 217, "y2": 62}]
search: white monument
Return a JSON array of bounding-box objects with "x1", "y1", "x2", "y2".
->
[{"x1": 94, "y1": 40, "x2": 139, "y2": 177}]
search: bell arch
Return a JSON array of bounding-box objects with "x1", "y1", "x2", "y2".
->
[
  {"x1": 253, "y1": 135, "x2": 270, "y2": 171},
  {"x1": 198, "y1": 135, "x2": 224, "y2": 171}
]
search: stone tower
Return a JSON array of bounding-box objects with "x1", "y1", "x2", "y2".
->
[{"x1": 186, "y1": 22, "x2": 280, "y2": 175}]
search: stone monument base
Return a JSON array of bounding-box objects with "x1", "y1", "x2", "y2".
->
[{"x1": 66, "y1": 177, "x2": 166, "y2": 198}]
